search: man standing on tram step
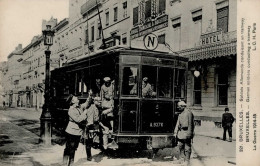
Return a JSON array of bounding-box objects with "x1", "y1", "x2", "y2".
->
[
  {"x1": 173, "y1": 101, "x2": 195, "y2": 165},
  {"x1": 100, "y1": 77, "x2": 114, "y2": 133},
  {"x1": 82, "y1": 95, "x2": 100, "y2": 161},
  {"x1": 222, "y1": 107, "x2": 235, "y2": 142}
]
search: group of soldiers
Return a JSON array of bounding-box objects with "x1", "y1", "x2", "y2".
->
[
  {"x1": 63, "y1": 76, "x2": 114, "y2": 165},
  {"x1": 62, "y1": 76, "x2": 235, "y2": 166}
]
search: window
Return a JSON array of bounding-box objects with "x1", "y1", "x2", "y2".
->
[
  {"x1": 192, "y1": 9, "x2": 202, "y2": 46},
  {"x1": 142, "y1": 66, "x2": 157, "y2": 98},
  {"x1": 174, "y1": 69, "x2": 185, "y2": 98},
  {"x1": 122, "y1": 67, "x2": 138, "y2": 96},
  {"x1": 158, "y1": 0, "x2": 166, "y2": 14},
  {"x1": 172, "y1": 17, "x2": 181, "y2": 51},
  {"x1": 158, "y1": 67, "x2": 173, "y2": 98},
  {"x1": 158, "y1": 34, "x2": 165, "y2": 44},
  {"x1": 123, "y1": 1, "x2": 127, "y2": 18},
  {"x1": 133, "y1": 6, "x2": 139, "y2": 25},
  {"x1": 97, "y1": 21, "x2": 102, "y2": 39},
  {"x1": 145, "y1": 0, "x2": 151, "y2": 19},
  {"x1": 106, "y1": 12, "x2": 109, "y2": 26},
  {"x1": 114, "y1": 7, "x2": 118, "y2": 22},
  {"x1": 217, "y1": 6, "x2": 228, "y2": 32},
  {"x1": 193, "y1": 76, "x2": 201, "y2": 105},
  {"x1": 122, "y1": 37, "x2": 127, "y2": 45},
  {"x1": 218, "y1": 69, "x2": 228, "y2": 105},
  {"x1": 91, "y1": 26, "x2": 95, "y2": 42},
  {"x1": 85, "y1": 29, "x2": 89, "y2": 44},
  {"x1": 172, "y1": 17, "x2": 181, "y2": 28}
]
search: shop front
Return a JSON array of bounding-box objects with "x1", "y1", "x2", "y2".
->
[{"x1": 179, "y1": 31, "x2": 237, "y2": 127}]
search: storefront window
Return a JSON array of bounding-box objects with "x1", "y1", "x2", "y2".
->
[
  {"x1": 218, "y1": 70, "x2": 228, "y2": 105},
  {"x1": 122, "y1": 67, "x2": 138, "y2": 96},
  {"x1": 194, "y1": 76, "x2": 201, "y2": 105},
  {"x1": 158, "y1": 67, "x2": 172, "y2": 98}
]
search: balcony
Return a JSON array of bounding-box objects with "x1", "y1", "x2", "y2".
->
[{"x1": 81, "y1": 0, "x2": 102, "y2": 15}]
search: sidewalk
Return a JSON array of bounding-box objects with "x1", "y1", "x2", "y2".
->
[
  {"x1": 194, "y1": 120, "x2": 236, "y2": 141},
  {"x1": 0, "y1": 108, "x2": 236, "y2": 166}
]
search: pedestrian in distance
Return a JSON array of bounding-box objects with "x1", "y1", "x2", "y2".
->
[
  {"x1": 222, "y1": 107, "x2": 235, "y2": 142},
  {"x1": 173, "y1": 101, "x2": 195, "y2": 165},
  {"x1": 63, "y1": 92, "x2": 92, "y2": 166}
]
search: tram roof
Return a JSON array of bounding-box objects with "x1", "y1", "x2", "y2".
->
[{"x1": 55, "y1": 46, "x2": 188, "y2": 71}]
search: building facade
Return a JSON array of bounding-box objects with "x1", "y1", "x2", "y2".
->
[
  {"x1": 129, "y1": 0, "x2": 237, "y2": 124},
  {"x1": 5, "y1": 44, "x2": 23, "y2": 107},
  {"x1": 0, "y1": 0, "x2": 237, "y2": 125}
]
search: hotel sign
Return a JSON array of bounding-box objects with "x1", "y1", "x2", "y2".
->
[
  {"x1": 130, "y1": 14, "x2": 168, "y2": 39},
  {"x1": 200, "y1": 30, "x2": 223, "y2": 46}
]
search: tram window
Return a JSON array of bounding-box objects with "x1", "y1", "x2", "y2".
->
[
  {"x1": 122, "y1": 67, "x2": 138, "y2": 96},
  {"x1": 158, "y1": 67, "x2": 173, "y2": 98},
  {"x1": 174, "y1": 69, "x2": 185, "y2": 98},
  {"x1": 142, "y1": 66, "x2": 156, "y2": 98}
]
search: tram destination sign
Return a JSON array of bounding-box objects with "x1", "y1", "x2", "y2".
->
[
  {"x1": 143, "y1": 33, "x2": 158, "y2": 50},
  {"x1": 130, "y1": 14, "x2": 168, "y2": 39}
]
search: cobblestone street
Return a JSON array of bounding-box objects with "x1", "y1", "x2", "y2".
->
[{"x1": 0, "y1": 107, "x2": 235, "y2": 166}]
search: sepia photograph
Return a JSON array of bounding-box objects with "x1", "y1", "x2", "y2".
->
[{"x1": 0, "y1": 0, "x2": 259, "y2": 166}]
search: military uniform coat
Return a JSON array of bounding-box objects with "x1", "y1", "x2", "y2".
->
[
  {"x1": 65, "y1": 102, "x2": 89, "y2": 136},
  {"x1": 174, "y1": 109, "x2": 195, "y2": 139}
]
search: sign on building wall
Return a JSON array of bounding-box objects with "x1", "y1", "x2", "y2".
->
[
  {"x1": 143, "y1": 33, "x2": 158, "y2": 50},
  {"x1": 200, "y1": 30, "x2": 223, "y2": 46},
  {"x1": 130, "y1": 14, "x2": 168, "y2": 39}
]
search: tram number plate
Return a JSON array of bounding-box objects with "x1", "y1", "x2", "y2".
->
[
  {"x1": 150, "y1": 122, "x2": 164, "y2": 127},
  {"x1": 118, "y1": 137, "x2": 139, "y2": 143}
]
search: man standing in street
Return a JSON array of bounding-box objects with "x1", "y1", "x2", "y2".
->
[
  {"x1": 222, "y1": 107, "x2": 235, "y2": 142},
  {"x1": 173, "y1": 101, "x2": 195, "y2": 165}
]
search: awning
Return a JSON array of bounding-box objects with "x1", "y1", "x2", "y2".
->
[{"x1": 178, "y1": 39, "x2": 236, "y2": 61}]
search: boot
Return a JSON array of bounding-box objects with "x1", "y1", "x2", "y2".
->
[
  {"x1": 228, "y1": 137, "x2": 232, "y2": 142},
  {"x1": 86, "y1": 147, "x2": 92, "y2": 161}
]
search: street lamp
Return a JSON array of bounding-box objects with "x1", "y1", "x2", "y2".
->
[{"x1": 40, "y1": 24, "x2": 54, "y2": 145}]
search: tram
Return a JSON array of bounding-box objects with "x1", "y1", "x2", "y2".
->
[{"x1": 50, "y1": 47, "x2": 188, "y2": 152}]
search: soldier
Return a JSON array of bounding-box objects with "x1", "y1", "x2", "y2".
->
[
  {"x1": 173, "y1": 101, "x2": 195, "y2": 165},
  {"x1": 100, "y1": 77, "x2": 114, "y2": 132},
  {"x1": 63, "y1": 93, "x2": 92, "y2": 166},
  {"x1": 130, "y1": 77, "x2": 156, "y2": 97},
  {"x1": 222, "y1": 107, "x2": 235, "y2": 142}
]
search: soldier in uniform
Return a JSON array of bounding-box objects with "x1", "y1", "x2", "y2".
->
[
  {"x1": 173, "y1": 101, "x2": 195, "y2": 165},
  {"x1": 222, "y1": 107, "x2": 235, "y2": 142},
  {"x1": 100, "y1": 77, "x2": 114, "y2": 132}
]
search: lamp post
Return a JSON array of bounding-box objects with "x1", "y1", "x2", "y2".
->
[{"x1": 40, "y1": 25, "x2": 54, "y2": 145}]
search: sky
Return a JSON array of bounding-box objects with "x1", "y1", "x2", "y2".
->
[{"x1": 0, "y1": 0, "x2": 69, "y2": 62}]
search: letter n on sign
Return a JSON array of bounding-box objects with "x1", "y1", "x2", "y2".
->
[{"x1": 143, "y1": 33, "x2": 158, "y2": 50}]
